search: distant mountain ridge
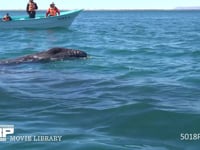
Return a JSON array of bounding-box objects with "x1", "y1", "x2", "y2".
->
[{"x1": 175, "y1": 6, "x2": 200, "y2": 10}]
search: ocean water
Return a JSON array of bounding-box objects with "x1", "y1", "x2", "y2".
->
[{"x1": 0, "y1": 10, "x2": 200, "y2": 149}]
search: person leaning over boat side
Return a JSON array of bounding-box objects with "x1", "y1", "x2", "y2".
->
[
  {"x1": 46, "y1": 2, "x2": 60, "y2": 17},
  {"x1": 26, "y1": 0, "x2": 38, "y2": 18},
  {"x1": 2, "y1": 13, "x2": 12, "y2": 21}
]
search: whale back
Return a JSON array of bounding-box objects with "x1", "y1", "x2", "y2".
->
[
  {"x1": 46, "y1": 48, "x2": 87, "y2": 57},
  {"x1": 47, "y1": 48, "x2": 63, "y2": 54},
  {"x1": 0, "y1": 48, "x2": 87, "y2": 65}
]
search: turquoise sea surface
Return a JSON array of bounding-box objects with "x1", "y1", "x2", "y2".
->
[{"x1": 1, "y1": 10, "x2": 200, "y2": 149}]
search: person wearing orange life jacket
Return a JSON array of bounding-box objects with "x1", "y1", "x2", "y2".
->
[
  {"x1": 26, "y1": 0, "x2": 38, "y2": 18},
  {"x1": 46, "y1": 2, "x2": 60, "y2": 17},
  {"x1": 2, "y1": 13, "x2": 12, "y2": 21}
]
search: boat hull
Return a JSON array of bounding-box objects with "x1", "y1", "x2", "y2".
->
[{"x1": 0, "y1": 9, "x2": 82, "y2": 29}]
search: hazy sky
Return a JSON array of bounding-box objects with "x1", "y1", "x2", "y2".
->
[{"x1": 1, "y1": 0, "x2": 200, "y2": 10}]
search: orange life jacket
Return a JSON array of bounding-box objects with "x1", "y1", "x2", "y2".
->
[
  {"x1": 3, "y1": 16, "x2": 10, "y2": 21},
  {"x1": 49, "y1": 8, "x2": 58, "y2": 16},
  {"x1": 28, "y1": 2, "x2": 36, "y2": 11}
]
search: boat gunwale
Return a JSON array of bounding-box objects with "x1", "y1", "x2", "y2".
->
[{"x1": 1, "y1": 9, "x2": 83, "y2": 22}]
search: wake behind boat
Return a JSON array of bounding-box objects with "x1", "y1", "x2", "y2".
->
[{"x1": 0, "y1": 9, "x2": 83, "y2": 29}]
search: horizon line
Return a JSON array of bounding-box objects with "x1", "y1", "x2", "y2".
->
[{"x1": 1, "y1": 8, "x2": 200, "y2": 11}]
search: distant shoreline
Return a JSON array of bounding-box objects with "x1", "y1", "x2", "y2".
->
[{"x1": 0, "y1": 9, "x2": 200, "y2": 11}]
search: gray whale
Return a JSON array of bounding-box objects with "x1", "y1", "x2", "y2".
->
[{"x1": 0, "y1": 48, "x2": 87, "y2": 65}]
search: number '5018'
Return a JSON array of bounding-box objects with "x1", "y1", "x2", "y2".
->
[{"x1": 180, "y1": 133, "x2": 200, "y2": 141}]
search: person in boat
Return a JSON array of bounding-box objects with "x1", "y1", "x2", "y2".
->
[
  {"x1": 2, "y1": 13, "x2": 12, "y2": 21},
  {"x1": 26, "y1": 0, "x2": 38, "y2": 18},
  {"x1": 46, "y1": 2, "x2": 60, "y2": 17}
]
